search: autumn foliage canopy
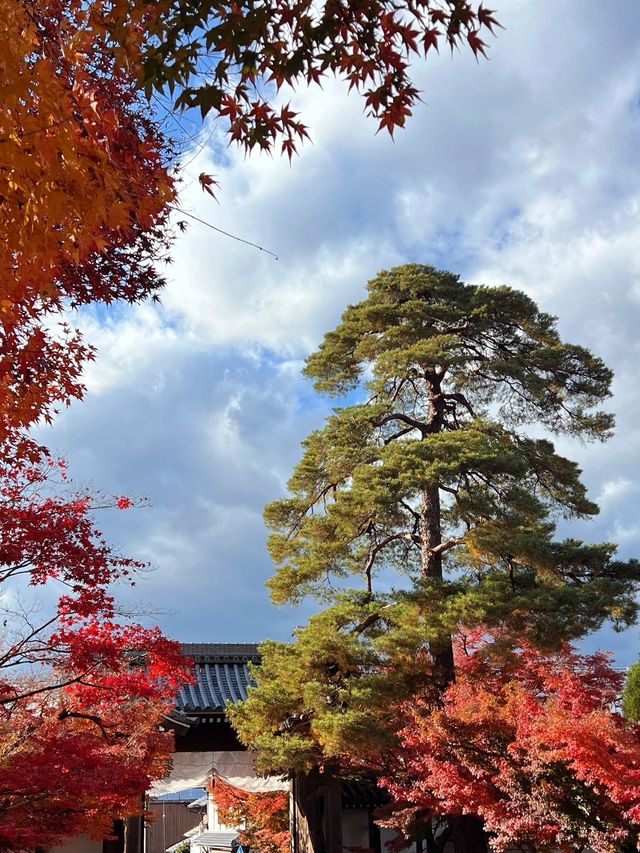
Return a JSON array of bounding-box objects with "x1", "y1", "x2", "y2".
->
[
  {"x1": 381, "y1": 632, "x2": 640, "y2": 853},
  {"x1": 104, "y1": 0, "x2": 500, "y2": 157},
  {"x1": 0, "y1": 0, "x2": 188, "y2": 846},
  {"x1": 210, "y1": 774, "x2": 291, "y2": 853}
]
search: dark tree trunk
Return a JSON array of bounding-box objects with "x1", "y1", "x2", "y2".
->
[
  {"x1": 103, "y1": 820, "x2": 125, "y2": 853},
  {"x1": 419, "y1": 379, "x2": 455, "y2": 684},
  {"x1": 123, "y1": 814, "x2": 143, "y2": 853},
  {"x1": 419, "y1": 385, "x2": 488, "y2": 853},
  {"x1": 420, "y1": 483, "x2": 455, "y2": 686},
  {"x1": 293, "y1": 768, "x2": 342, "y2": 853},
  {"x1": 449, "y1": 815, "x2": 489, "y2": 853},
  {"x1": 418, "y1": 815, "x2": 488, "y2": 853},
  {"x1": 420, "y1": 484, "x2": 442, "y2": 580}
]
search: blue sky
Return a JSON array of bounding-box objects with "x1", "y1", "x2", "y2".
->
[{"x1": 40, "y1": 0, "x2": 640, "y2": 664}]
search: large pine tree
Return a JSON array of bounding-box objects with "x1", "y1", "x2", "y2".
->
[{"x1": 231, "y1": 265, "x2": 640, "y2": 853}]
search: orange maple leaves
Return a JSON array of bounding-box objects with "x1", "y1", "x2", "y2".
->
[
  {"x1": 210, "y1": 774, "x2": 291, "y2": 853},
  {"x1": 0, "y1": 0, "x2": 175, "y2": 447}
]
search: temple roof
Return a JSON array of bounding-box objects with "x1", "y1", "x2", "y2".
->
[
  {"x1": 177, "y1": 643, "x2": 260, "y2": 713},
  {"x1": 341, "y1": 778, "x2": 389, "y2": 809}
]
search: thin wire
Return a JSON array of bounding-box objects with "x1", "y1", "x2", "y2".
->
[
  {"x1": 173, "y1": 206, "x2": 278, "y2": 260},
  {"x1": 179, "y1": 123, "x2": 222, "y2": 170}
]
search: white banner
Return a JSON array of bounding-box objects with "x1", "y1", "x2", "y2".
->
[{"x1": 150, "y1": 751, "x2": 289, "y2": 796}]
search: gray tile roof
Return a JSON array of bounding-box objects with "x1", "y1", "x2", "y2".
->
[
  {"x1": 182, "y1": 643, "x2": 260, "y2": 662},
  {"x1": 341, "y1": 778, "x2": 389, "y2": 809},
  {"x1": 177, "y1": 643, "x2": 260, "y2": 712}
]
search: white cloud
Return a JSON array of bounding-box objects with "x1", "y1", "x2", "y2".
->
[
  {"x1": 39, "y1": 0, "x2": 640, "y2": 663},
  {"x1": 599, "y1": 479, "x2": 637, "y2": 506}
]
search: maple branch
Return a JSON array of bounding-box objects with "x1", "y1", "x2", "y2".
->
[
  {"x1": 0, "y1": 671, "x2": 92, "y2": 705},
  {"x1": 57, "y1": 709, "x2": 127, "y2": 740},
  {"x1": 0, "y1": 615, "x2": 59, "y2": 669},
  {"x1": 0, "y1": 115, "x2": 73, "y2": 143}
]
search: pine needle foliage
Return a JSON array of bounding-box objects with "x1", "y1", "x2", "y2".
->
[
  {"x1": 230, "y1": 264, "x2": 640, "y2": 774},
  {"x1": 623, "y1": 663, "x2": 640, "y2": 721}
]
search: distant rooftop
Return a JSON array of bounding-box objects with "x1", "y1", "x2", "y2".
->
[
  {"x1": 189, "y1": 830, "x2": 239, "y2": 851},
  {"x1": 181, "y1": 643, "x2": 260, "y2": 662},
  {"x1": 177, "y1": 643, "x2": 260, "y2": 712}
]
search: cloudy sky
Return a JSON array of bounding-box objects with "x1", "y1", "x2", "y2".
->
[{"x1": 42, "y1": 0, "x2": 640, "y2": 663}]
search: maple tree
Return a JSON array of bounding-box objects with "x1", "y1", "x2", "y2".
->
[
  {"x1": 231, "y1": 264, "x2": 640, "y2": 853},
  {"x1": 0, "y1": 1, "x2": 196, "y2": 845},
  {"x1": 0, "y1": 453, "x2": 190, "y2": 850},
  {"x1": 0, "y1": 0, "x2": 175, "y2": 451},
  {"x1": 210, "y1": 774, "x2": 291, "y2": 853},
  {"x1": 379, "y1": 631, "x2": 640, "y2": 853},
  {"x1": 0, "y1": 653, "x2": 183, "y2": 851},
  {"x1": 102, "y1": 0, "x2": 501, "y2": 157}
]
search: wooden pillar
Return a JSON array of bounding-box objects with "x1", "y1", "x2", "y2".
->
[
  {"x1": 368, "y1": 808, "x2": 382, "y2": 853},
  {"x1": 123, "y1": 815, "x2": 144, "y2": 853},
  {"x1": 321, "y1": 777, "x2": 342, "y2": 853}
]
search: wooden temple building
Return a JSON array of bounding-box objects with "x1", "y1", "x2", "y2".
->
[{"x1": 49, "y1": 643, "x2": 395, "y2": 853}]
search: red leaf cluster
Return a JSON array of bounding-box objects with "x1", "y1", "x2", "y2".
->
[
  {"x1": 0, "y1": 686, "x2": 174, "y2": 850},
  {"x1": 0, "y1": 455, "x2": 192, "y2": 849},
  {"x1": 210, "y1": 774, "x2": 291, "y2": 853},
  {"x1": 380, "y1": 632, "x2": 640, "y2": 853},
  {"x1": 103, "y1": 0, "x2": 501, "y2": 153}
]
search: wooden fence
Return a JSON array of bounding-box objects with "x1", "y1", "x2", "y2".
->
[{"x1": 146, "y1": 801, "x2": 204, "y2": 853}]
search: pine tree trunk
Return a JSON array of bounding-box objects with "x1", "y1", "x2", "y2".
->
[
  {"x1": 293, "y1": 769, "x2": 342, "y2": 853},
  {"x1": 420, "y1": 484, "x2": 442, "y2": 577},
  {"x1": 420, "y1": 483, "x2": 454, "y2": 685},
  {"x1": 420, "y1": 389, "x2": 487, "y2": 853}
]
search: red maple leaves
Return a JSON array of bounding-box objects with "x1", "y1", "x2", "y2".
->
[
  {"x1": 0, "y1": 455, "x2": 190, "y2": 849},
  {"x1": 381, "y1": 632, "x2": 640, "y2": 853},
  {"x1": 103, "y1": 0, "x2": 501, "y2": 153}
]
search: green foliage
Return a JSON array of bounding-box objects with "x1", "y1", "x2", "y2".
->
[
  {"x1": 623, "y1": 663, "x2": 640, "y2": 720},
  {"x1": 232, "y1": 264, "x2": 639, "y2": 777},
  {"x1": 229, "y1": 596, "x2": 430, "y2": 773}
]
